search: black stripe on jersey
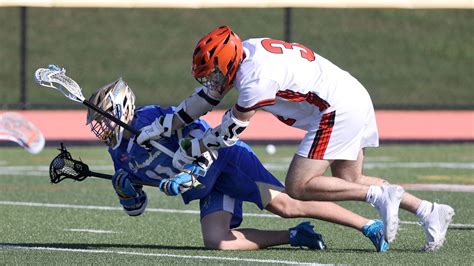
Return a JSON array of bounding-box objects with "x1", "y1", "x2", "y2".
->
[{"x1": 235, "y1": 98, "x2": 275, "y2": 112}]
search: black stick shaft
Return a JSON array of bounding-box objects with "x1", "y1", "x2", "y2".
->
[
  {"x1": 88, "y1": 170, "x2": 158, "y2": 187},
  {"x1": 83, "y1": 99, "x2": 140, "y2": 135}
]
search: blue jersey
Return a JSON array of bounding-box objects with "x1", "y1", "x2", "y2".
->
[{"x1": 109, "y1": 105, "x2": 284, "y2": 227}]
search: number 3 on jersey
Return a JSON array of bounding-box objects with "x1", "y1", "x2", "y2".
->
[{"x1": 261, "y1": 39, "x2": 316, "y2": 62}]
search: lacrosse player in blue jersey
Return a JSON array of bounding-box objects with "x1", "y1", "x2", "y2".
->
[{"x1": 86, "y1": 78, "x2": 389, "y2": 251}]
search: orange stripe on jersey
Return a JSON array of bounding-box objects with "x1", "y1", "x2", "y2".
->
[
  {"x1": 235, "y1": 98, "x2": 275, "y2": 112},
  {"x1": 276, "y1": 90, "x2": 330, "y2": 111},
  {"x1": 308, "y1": 111, "x2": 336, "y2": 160}
]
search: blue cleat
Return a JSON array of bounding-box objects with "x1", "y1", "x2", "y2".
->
[
  {"x1": 289, "y1": 221, "x2": 326, "y2": 250},
  {"x1": 362, "y1": 220, "x2": 389, "y2": 252}
]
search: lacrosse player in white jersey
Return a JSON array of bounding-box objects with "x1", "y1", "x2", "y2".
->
[{"x1": 137, "y1": 26, "x2": 454, "y2": 251}]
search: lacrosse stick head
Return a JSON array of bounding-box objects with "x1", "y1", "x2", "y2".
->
[
  {"x1": 0, "y1": 112, "x2": 45, "y2": 154},
  {"x1": 49, "y1": 143, "x2": 90, "y2": 183},
  {"x1": 86, "y1": 78, "x2": 136, "y2": 149},
  {"x1": 34, "y1": 64, "x2": 85, "y2": 103}
]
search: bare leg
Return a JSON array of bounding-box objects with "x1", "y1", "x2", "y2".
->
[
  {"x1": 331, "y1": 150, "x2": 422, "y2": 214},
  {"x1": 201, "y1": 211, "x2": 289, "y2": 250},
  {"x1": 285, "y1": 154, "x2": 369, "y2": 201},
  {"x1": 265, "y1": 192, "x2": 369, "y2": 230}
]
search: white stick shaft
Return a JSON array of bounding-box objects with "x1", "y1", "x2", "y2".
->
[{"x1": 149, "y1": 140, "x2": 174, "y2": 157}]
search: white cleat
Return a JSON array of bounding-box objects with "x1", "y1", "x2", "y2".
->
[
  {"x1": 421, "y1": 203, "x2": 455, "y2": 252},
  {"x1": 375, "y1": 185, "x2": 405, "y2": 243}
]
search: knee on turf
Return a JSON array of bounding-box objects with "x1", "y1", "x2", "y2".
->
[{"x1": 203, "y1": 232, "x2": 233, "y2": 250}]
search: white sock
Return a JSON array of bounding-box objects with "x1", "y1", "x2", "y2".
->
[
  {"x1": 366, "y1": 186, "x2": 382, "y2": 205},
  {"x1": 416, "y1": 200, "x2": 433, "y2": 221},
  {"x1": 364, "y1": 219, "x2": 375, "y2": 227}
]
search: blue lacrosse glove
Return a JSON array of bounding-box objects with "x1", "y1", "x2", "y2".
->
[
  {"x1": 112, "y1": 169, "x2": 148, "y2": 216},
  {"x1": 159, "y1": 164, "x2": 206, "y2": 196}
]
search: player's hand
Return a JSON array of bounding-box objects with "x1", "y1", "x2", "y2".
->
[
  {"x1": 136, "y1": 113, "x2": 174, "y2": 145},
  {"x1": 201, "y1": 109, "x2": 249, "y2": 149},
  {"x1": 159, "y1": 164, "x2": 206, "y2": 196},
  {"x1": 112, "y1": 169, "x2": 148, "y2": 216},
  {"x1": 172, "y1": 138, "x2": 216, "y2": 172},
  {"x1": 137, "y1": 117, "x2": 166, "y2": 144}
]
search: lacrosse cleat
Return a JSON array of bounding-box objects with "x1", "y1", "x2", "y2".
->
[
  {"x1": 289, "y1": 221, "x2": 326, "y2": 250},
  {"x1": 421, "y1": 203, "x2": 455, "y2": 252},
  {"x1": 362, "y1": 220, "x2": 389, "y2": 252},
  {"x1": 374, "y1": 185, "x2": 405, "y2": 243}
]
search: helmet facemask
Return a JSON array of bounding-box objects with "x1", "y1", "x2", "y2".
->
[
  {"x1": 195, "y1": 66, "x2": 228, "y2": 92},
  {"x1": 86, "y1": 78, "x2": 135, "y2": 149}
]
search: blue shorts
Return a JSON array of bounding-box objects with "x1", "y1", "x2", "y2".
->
[
  {"x1": 183, "y1": 142, "x2": 285, "y2": 229},
  {"x1": 199, "y1": 191, "x2": 244, "y2": 229}
]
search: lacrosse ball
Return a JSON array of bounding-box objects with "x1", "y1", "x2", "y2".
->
[{"x1": 265, "y1": 144, "x2": 276, "y2": 155}]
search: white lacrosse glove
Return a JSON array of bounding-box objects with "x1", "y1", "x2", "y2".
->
[
  {"x1": 173, "y1": 138, "x2": 217, "y2": 172},
  {"x1": 202, "y1": 109, "x2": 249, "y2": 149},
  {"x1": 136, "y1": 113, "x2": 174, "y2": 145}
]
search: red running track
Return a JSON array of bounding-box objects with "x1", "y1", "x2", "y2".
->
[{"x1": 1, "y1": 110, "x2": 473, "y2": 142}]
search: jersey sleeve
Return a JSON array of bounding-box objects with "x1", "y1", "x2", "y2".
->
[
  {"x1": 235, "y1": 77, "x2": 280, "y2": 112},
  {"x1": 132, "y1": 105, "x2": 167, "y2": 130}
]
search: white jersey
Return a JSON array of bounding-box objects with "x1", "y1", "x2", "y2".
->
[{"x1": 233, "y1": 38, "x2": 378, "y2": 160}]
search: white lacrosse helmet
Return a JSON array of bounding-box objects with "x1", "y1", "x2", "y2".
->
[{"x1": 86, "y1": 78, "x2": 135, "y2": 149}]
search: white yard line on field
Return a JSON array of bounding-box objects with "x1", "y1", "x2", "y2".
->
[
  {"x1": 63, "y1": 229, "x2": 119, "y2": 234},
  {"x1": 1, "y1": 200, "x2": 472, "y2": 229},
  {"x1": 0, "y1": 245, "x2": 324, "y2": 265}
]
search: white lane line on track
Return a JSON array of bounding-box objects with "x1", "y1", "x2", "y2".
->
[
  {"x1": 1, "y1": 200, "x2": 472, "y2": 229},
  {"x1": 0, "y1": 245, "x2": 324, "y2": 265},
  {"x1": 63, "y1": 229, "x2": 119, "y2": 234}
]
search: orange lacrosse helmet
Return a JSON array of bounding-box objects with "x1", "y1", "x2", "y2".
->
[{"x1": 192, "y1": 25, "x2": 244, "y2": 93}]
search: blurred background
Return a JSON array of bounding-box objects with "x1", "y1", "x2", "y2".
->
[{"x1": 1, "y1": 2, "x2": 473, "y2": 111}]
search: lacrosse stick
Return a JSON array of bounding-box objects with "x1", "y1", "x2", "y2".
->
[
  {"x1": 50, "y1": 143, "x2": 157, "y2": 187},
  {"x1": 34, "y1": 65, "x2": 172, "y2": 157},
  {"x1": 0, "y1": 112, "x2": 45, "y2": 154},
  {"x1": 35, "y1": 64, "x2": 202, "y2": 188}
]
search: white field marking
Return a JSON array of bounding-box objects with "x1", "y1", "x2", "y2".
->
[
  {"x1": 364, "y1": 157, "x2": 395, "y2": 162},
  {"x1": 1, "y1": 200, "x2": 472, "y2": 229},
  {"x1": 399, "y1": 221, "x2": 474, "y2": 229},
  {"x1": 0, "y1": 245, "x2": 324, "y2": 265},
  {"x1": 63, "y1": 229, "x2": 119, "y2": 234}
]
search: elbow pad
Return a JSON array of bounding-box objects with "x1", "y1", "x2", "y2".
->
[{"x1": 175, "y1": 86, "x2": 222, "y2": 125}]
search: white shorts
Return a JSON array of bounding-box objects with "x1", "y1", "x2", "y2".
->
[{"x1": 296, "y1": 78, "x2": 379, "y2": 161}]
